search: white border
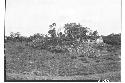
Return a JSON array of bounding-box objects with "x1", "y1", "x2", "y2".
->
[
  {"x1": 0, "y1": 0, "x2": 124, "y2": 83},
  {"x1": 121, "y1": 0, "x2": 125, "y2": 82},
  {"x1": 0, "y1": 0, "x2": 5, "y2": 82}
]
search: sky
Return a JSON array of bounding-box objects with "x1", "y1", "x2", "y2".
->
[{"x1": 5, "y1": 0, "x2": 121, "y2": 36}]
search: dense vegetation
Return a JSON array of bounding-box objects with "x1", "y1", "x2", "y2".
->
[
  {"x1": 5, "y1": 23, "x2": 121, "y2": 81},
  {"x1": 102, "y1": 33, "x2": 121, "y2": 46}
]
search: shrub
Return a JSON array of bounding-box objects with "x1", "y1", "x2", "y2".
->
[{"x1": 102, "y1": 33, "x2": 121, "y2": 46}]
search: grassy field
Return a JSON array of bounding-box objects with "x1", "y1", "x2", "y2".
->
[{"x1": 5, "y1": 41, "x2": 121, "y2": 82}]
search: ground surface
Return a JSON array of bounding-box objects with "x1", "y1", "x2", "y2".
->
[{"x1": 5, "y1": 41, "x2": 121, "y2": 82}]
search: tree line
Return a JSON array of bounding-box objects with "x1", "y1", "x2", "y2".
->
[{"x1": 5, "y1": 23, "x2": 121, "y2": 53}]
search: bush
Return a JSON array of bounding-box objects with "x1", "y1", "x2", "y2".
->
[{"x1": 102, "y1": 33, "x2": 121, "y2": 46}]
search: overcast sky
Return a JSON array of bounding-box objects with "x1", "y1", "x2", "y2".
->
[{"x1": 5, "y1": 0, "x2": 121, "y2": 36}]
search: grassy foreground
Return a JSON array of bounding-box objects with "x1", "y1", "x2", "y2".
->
[{"x1": 5, "y1": 41, "x2": 121, "y2": 82}]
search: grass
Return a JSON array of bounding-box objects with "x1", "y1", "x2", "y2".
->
[
  {"x1": 5, "y1": 41, "x2": 121, "y2": 81},
  {"x1": 6, "y1": 71, "x2": 120, "y2": 81}
]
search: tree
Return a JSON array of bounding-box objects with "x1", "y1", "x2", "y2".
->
[
  {"x1": 48, "y1": 28, "x2": 57, "y2": 38},
  {"x1": 64, "y1": 23, "x2": 89, "y2": 43},
  {"x1": 5, "y1": 32, "x2": 21, "y2": 42},
  {"x1": 102, "y1": 33, "x2": 121, "y2": 45},
  {"x1": 48, "y1": 23, "x2": 57, "y2": 38},
  {"x1": 92, "y1": 30, "x2": 98, "y2": 36},
  {"x1": 89, "y1": 30, "x2": 99, "y2": 40},
  {"x1": 10, "y1": 32, "x2": 21, "y2": 38}
]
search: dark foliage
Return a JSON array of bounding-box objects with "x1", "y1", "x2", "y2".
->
[{"x1": 102, "y1": 33, "x2": 121, "y2": 46}]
